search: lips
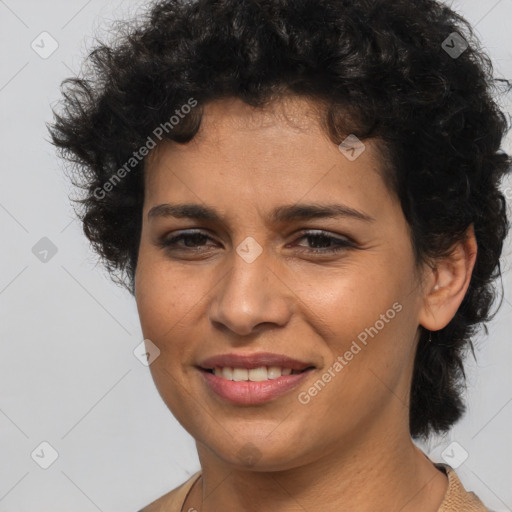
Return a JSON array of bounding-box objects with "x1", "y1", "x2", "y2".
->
[
  {"x1": 198, "y1": 352, "x2": 314, "y2": 372},
  {"x1": 197, "y1": 352, "x2": 316, "y2": 405}
]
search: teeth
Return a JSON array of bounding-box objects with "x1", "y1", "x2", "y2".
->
[
  {"x1": 222, "y1": 367, "x2": 233, "y2": 380},
  {"x1": 267, "y1": 366, "x2": 283, "y2": 379},
  {"x1": 248, "y1": 367, "x2": 268, "y2": 381},
  {"x1": 212, "y1": 366, "x2": 298, "y2": 381},
  {"x1": 232, "y1": 368, "x2": 249, "y2": 381}
]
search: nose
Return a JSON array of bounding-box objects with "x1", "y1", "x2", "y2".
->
[{"x1": 207, "y1": 249, "x2": 293, "y2": 337}]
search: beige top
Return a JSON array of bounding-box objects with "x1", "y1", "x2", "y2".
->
[{"x1": 139, "y1": 463, "x2": 491, "y2": 511}]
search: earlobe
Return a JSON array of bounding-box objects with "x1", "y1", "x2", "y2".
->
[{"x1": 419, "y1": 224, "x2": 478, "y2": 331}]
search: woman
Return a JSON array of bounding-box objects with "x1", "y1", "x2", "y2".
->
[{"x1": 49, "y1": 0, "x2": 511, "y2": 510}]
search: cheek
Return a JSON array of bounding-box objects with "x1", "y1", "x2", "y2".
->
[
  {"x1": 293, "y1": 260, "x2": 403, "y2": 338},
  {"x1": 297, "y1": 262, "x2": 416, "y2": 389},
  {"x1": 135, "y1": 271, "x2": 173, "y2": 342},
  {"x1": 134, "y1": 255, "x2": 217, "y2": 386},
  {"x1": 135, "y1": 254, "x2": 195, "y2": 339},
  {"x1": 134, "y1": 259, "x2": 201, "y2": 420}
]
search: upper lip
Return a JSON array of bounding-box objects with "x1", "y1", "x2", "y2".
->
[{"x1": 198, "y1": 352, "x2": 315, "y2": 371}]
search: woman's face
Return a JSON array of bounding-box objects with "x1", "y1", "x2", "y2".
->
[{"x1": 135, "y1": 96, "x2": 429, "y2": 471}]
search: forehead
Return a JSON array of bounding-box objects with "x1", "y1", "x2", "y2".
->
[
  {"x1": 196, "y1": 95, "x2": 326, "y2": 134},
  {"x1": 142, "y1": 96, "x2": 395, "y2": 223},
  {"x1": 147, "y1": 96, "x2": 334, "y2": 174}
]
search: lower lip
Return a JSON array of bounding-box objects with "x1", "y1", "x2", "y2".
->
[{"x1": 199, "y1": 368, "x2": 314, "y2": 405}]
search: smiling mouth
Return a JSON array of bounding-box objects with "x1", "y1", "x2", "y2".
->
[
  {"x1": 198, "y1": 364, "x2": 316, "y2": 405},
  {"x1": 201, "y1": 366, "x2": 315, "y2": 381}
]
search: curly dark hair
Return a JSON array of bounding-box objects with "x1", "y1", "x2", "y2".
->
[{"x1": 48, "y1": 0, "x2": 511, "y2": 440}]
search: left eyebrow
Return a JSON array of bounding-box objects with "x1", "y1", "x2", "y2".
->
[
  {"x1": 270, "y1": 203, "x2": 375, "y2": 223},
  {"x1": 147, "y1": 202, "x2": 375, "y2": 224}
]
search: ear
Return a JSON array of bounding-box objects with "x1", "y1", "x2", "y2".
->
[{"x1": 418, "y1": 224, "x2": 478, "y2": 331}]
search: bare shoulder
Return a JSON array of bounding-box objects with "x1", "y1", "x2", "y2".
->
[
  {"x1": 138, "y1": 471, "x2": 202, "y2": 512},
  {"x1": 137, "y1": 490, "x2": 174, "y2": 512}
]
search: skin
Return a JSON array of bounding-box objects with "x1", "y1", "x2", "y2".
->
[{"x1": 135, "y1": 96, "x2": 477, "y2": 512}]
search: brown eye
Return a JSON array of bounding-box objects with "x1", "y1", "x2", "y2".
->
[
  {"x1": 159, "y1": 230, "x2": 216, "y2": 250},
  {"x1": 293, "y1": 231, "x2": 354, "y2": 254}
]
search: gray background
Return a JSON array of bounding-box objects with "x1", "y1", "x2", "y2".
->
[{"x1": 0, "y1": 0, "x2": 511, "y2": 510}]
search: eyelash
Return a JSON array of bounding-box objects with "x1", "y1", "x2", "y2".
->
[{"x1": 158, "y1": 230, "x2": 353, "y2": 254}]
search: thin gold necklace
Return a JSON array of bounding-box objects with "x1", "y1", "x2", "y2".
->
[{"x1": 181, "y1": 474, "x2": 202, "y2": 512}]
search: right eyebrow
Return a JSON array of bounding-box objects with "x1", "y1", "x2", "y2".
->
[{"x1": 147, "y1": 202, "x2": 376, "y2": 224}]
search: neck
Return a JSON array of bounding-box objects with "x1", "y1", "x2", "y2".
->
[{"x1": 187, "y1": 423, "x2": 448, "y2": 512}]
